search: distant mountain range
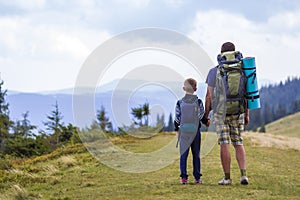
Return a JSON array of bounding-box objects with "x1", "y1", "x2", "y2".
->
[{"x1": 7, "y1": 78, "x2": 274, "y2": 131}]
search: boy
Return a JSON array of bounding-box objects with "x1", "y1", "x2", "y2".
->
[{"x1": 174, "y1": 78, "x2": 209, "y2": 184}]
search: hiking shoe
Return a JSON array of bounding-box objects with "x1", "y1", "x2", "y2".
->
[
  {"x1": 240, "y1": 176, "x2": 249, "y2": 185},
  {"x1": 180, "y1": 178, "x2": 187, "y2": 184},
  {"x1": 218, "y1": 178, "x2": 232, "y2": 185},
  {"x1": 194, "y1": 178, "x2": 202, "y2": 184}
]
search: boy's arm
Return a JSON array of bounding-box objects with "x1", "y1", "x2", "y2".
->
[{"x1": 174, "y1": 101, "x2": 180, "y2": 131}]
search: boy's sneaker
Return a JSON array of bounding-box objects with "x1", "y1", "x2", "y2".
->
[
  {"x1": 218, "y1": 178, "x2": 232, "y2": 185},
  {"x1": 180, "y1": 178, "x2": 187, "y2": 184},
  {"x1": 240, "y1": 176, "x2": 249, "y2": 185},
  {"x1": 194, "y1": 178, "x2": 202, "y2": 184}
]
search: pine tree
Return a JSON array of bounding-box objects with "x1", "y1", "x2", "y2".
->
[
  {"x1": 44, "y1": 101, "x2": 63, "y2": 145},
  {"x1": 131, "y1": 107, "x2": 143, "y2": 126},
  {"x1": 12, "y1": 111, "x2": 36, "y2": 146},
  {"x1": 0, "y1": 80, "x2": 13, "y2": 143},
  {"x1": 156, "y1": 113, "x2": 165, "y2": 128},
  {"x1": 96, "y1": 105, "x2": 112, "y2": 132},
  {"x1": 5, "y1": 112, "x2": 38, "y2": 157},
  {"x1": 131, "y1": 102, "x2": 151, "y2": 127},
  {"x1": 259, "y1": 125, "x2": 266, "y2": 133},
  {"x1": 59, "y1": 123, "x2": 78, "y2": 143},
  {"x1": 142, "y1": 102, "x2": 150, "y2": 126},
  {"x1": 166, "y1": 113, "x2": 174, "y2": 132},
  {"x1": 263, "y1": 103, "x2": 272, "y2": 125},
  {"x1": 277, "y1": 103, "x2": 286, "y2": 120},
  {"x1": 19, "y1": 111, "x2": 36, "y2": 138}
]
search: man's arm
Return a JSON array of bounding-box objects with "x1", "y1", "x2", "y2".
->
[
  {"x1": 245, "y1": 108, "x2": 250, "y2": 125},
  {"x1": 205, "y1": 86, "x2": 213, "y2": 118}
]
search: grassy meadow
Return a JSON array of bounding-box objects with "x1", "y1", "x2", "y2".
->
[{"x1": 1, "y1": 114, "x2": 300, "y2": 200}]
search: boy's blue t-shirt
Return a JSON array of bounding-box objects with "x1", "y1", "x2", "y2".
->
[{"x1": 205, "y1": 66, "x2": 217, "y2": 87}]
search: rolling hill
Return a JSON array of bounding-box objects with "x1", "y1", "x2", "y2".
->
[
  {"x1": 265, "y1": 112, "x2": 300, "y2": 138},
  {"x1": 1, "y1": 130, "x2": 299, "y2": 199}
]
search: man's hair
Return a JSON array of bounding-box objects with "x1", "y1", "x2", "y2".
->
[
  {"x1": 221, "y1": 42, "x2": 235, "y2": 53},
  {"x1": 184, "y1": 78, "x2": 197, "y2": 92}
]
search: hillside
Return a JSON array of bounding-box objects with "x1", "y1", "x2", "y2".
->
[
  {"x1": 248, "y1": 77, "x2": 300, "y2": 130},
  {"x1": 265, "y1": 112, "x2": 300, "y2": 138},
  {"x1": 1, "y1": 132, "x2": 299, "y2": 199},
  {"x1": 246, "y1": 112, "x2": 300, "y2": 150}
]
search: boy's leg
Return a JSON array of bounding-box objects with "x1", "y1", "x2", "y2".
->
[
  {"x1": 191, "y1": 131, "x2": 202, "y2": 180},
  {"x1": 180, "y1": 147, "x2": 189, "y2": 179}
]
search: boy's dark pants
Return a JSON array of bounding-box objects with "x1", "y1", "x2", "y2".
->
[{"x1": 179, "y1": 130, "x2": 202, "y2": 180}]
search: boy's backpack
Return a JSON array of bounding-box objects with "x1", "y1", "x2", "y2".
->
[
  {"x1": 214, "y1": 51, "x2": 247, "y2": 115},
  {"x1": 178, "y1": 99, "x2": 202, "y2": 133}
]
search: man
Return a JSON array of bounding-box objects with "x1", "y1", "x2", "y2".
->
[{"x1": 205, "y1": 42, "x2": 249, "y2": 185}]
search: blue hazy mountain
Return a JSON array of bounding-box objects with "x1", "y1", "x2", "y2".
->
[
  {"x1": 7, "y1": 79, "x2": 207, "y2": 131},
  {"x1": 7, "y1": 78, "x2": 273, "y2": 131}
]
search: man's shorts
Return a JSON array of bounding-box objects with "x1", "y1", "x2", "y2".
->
[{"x1": 214, "y1": 114, "x2": 245, "y2": 145}]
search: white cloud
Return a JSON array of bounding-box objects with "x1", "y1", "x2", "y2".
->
[
  {"x1": 163, "y1": 0, "x2": 185, "y2": 8},
  {"x1": 114, "y1": 0, "x2": 150, "y2": 8},
  {"x1": 0, "y1": 12, "x2": 111, "y2": 92},
  {"x1": 1, "y1": 1, "x2": 300, "y2": 92},
  {"x1": 188, "y1": 9, "x2": 300, "y2": 83},
  {"x1": 0, "y1": 0, "x2": 46, "y2": 10}
]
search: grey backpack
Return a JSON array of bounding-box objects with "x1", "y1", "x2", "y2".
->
[{"x1": 179, "y1": 99, "x2": 201, "y2": 133}]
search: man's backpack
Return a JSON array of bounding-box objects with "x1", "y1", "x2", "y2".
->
[
  {"x1": 178, "y1": 99, "x2": 202, "y2": 133},
  {"x1": 214, "y1": 51, "x2": 247, "y2": 115}
]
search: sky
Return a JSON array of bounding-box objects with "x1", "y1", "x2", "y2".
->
[{"x1": 1, "y1": 0, "x2": 300, "y2": 93}]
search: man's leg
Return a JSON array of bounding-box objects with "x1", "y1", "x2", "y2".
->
[
  {"x1": 215, "y1": 115, "x2": 232, "y2": 184},
  {"x1": 220, "y1": 143, "x2": 231, "y2": 178},
  {"x1": 231, "y1": 114, "x2": 248, "y2": 185},
  {"x1": 234, "y1": 144, "x2": 248, "y2": 184},
  {"x1": 234, "y1": 144, "x2": 246, "y2": 170}
]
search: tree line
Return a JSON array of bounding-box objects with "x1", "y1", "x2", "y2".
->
[
  {"x1": 0, "y1": 80, "x2": 83, "y2": 158},
  {"x1": 248, "y1": 77, "x2": 300, "y2": 131},
  {"x1": 3, "y1": 76, "x2": 297, "y2": 158},
  {"x1": 0, "y1": 79, "x2": 175, "y2": 159}
]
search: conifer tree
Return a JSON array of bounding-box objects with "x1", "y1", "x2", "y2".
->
[
  {"x1": 0, "y1": 80, "x2": 13, "y2": 143},
  {"x1": 166, "y1": 113, "x2": 174, "y2": 132},
  {"x1": 96, "y1": 105, "x2": 112, "y2": 132},
  {"x1": 44, "y1": 101, "x2": 63, "y2": 145},
  {"x1": 142, "y1": 102, "x2": 150, "y2": 126}
]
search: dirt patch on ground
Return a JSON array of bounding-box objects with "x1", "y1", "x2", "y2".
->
[{"x1": 244, "y1": 132, "x2": 300, "y2": 151}]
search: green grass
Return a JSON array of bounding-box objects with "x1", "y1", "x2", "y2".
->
[
  {"x1": 1, "y1": 132, "x2": 299, "y2": 200},
  {"x1": 266, "y1": 112, "x2": 300, "y2": 138}
]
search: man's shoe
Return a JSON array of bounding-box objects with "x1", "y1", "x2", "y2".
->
[
  {"x1": 180, "y1": 178, "x2": 187, "y2": 184},
  {"x1": 240, "y1": 176, "x2": 249, "y2": 185},
  {"x1": 194, "y1": 178, "x2": 202, "y2": 184},
  {"x1": 218, "y1": 178, "x2": 232, "y2": 185}
]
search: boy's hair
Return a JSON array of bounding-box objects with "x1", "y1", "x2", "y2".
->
[
  {"x1": 184, "y1": 78, "x2": 197, "y2": 93},
  {"x1": 221, "y1": 42, "x2": 235, "y2": 53}
]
